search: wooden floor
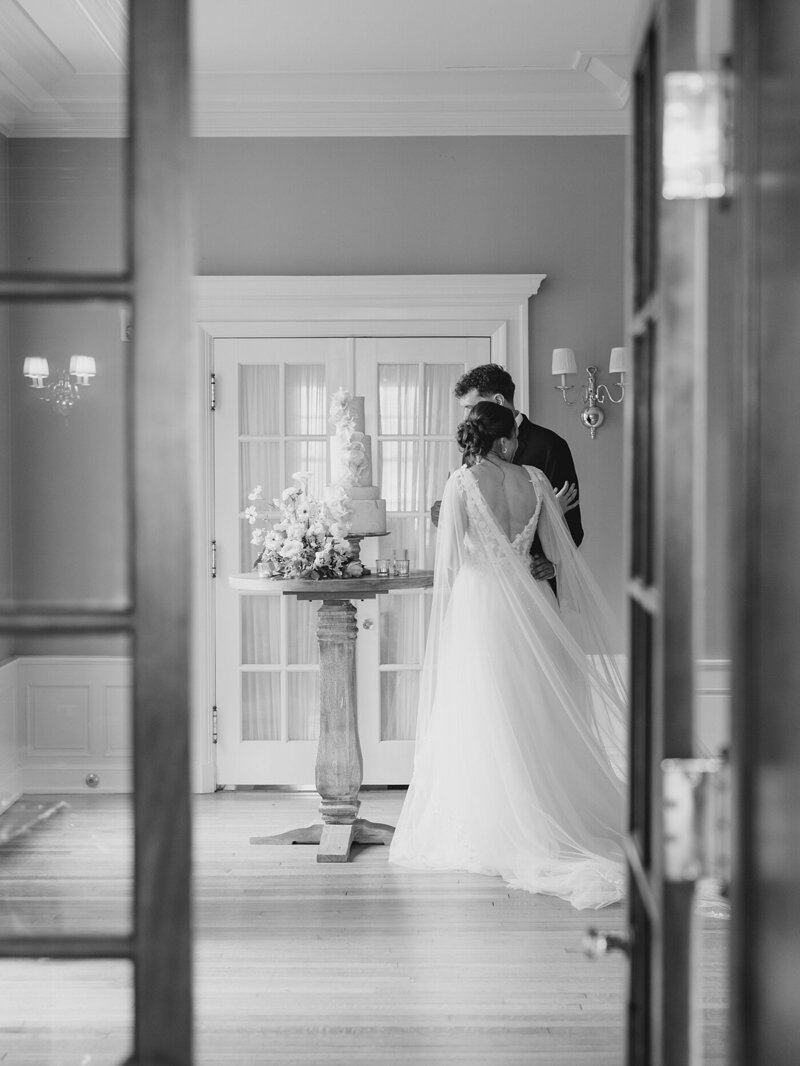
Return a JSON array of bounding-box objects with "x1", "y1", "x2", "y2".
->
[{"x1": 0, "y1": 791, "x2": 727, "y2": 1065}]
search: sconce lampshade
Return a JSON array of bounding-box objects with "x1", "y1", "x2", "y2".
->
[
  {"x1": 608, "y1": 347, "x2": 631, "y2": 374},
  {"x1": 551, "y1": 348, "x2": 577, "y2": 376},
  {"x1": 69, "y1": 354, "x2": 96, "y2": 385},
  {"x1": 23, "y1": 356, "x2": 50, "y2": 387}
]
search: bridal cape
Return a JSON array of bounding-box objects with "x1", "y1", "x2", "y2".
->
[{"x1": 389, "y1": 465, "x2": 628, "y2": 910}]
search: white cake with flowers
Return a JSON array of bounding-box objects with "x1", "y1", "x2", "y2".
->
[{"x1": 326, "y1": 388, "x2": 388, "y2": 536}]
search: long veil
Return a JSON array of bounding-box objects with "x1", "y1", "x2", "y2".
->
[
  {"x1": 393, "y1": 463, "x2": 629, "y2": 909},
  {"x1": 417, "y1": 465, "x2": 628, "y2": 776}
]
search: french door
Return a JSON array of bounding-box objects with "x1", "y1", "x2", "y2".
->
[
  {"x1": 0, "y1": 3, "x2": 194, "y2": 1063},
  {"x1": 213, "y1": 334, "x2": 488, "y2": 786}
]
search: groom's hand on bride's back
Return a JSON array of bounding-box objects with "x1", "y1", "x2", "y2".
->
[
  {"x1": 431, "y1": 500, "x2": 442, "y2": 527},
  {"x1": 530, "y1": 554, "x2": 556, "y2": 581}
]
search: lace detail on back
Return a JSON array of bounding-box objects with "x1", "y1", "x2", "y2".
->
[{"x1": 456, "y1": 465, "x2": 543, "y2": 562}]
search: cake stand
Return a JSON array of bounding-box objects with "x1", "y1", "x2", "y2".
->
[{"x1": 344, "y1": 530, "x2": 389, "y2": 574}]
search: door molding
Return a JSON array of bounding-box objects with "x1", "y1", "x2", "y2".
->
[{"x1": 192, "y1": 274, "x2": 546, "y2": 792}]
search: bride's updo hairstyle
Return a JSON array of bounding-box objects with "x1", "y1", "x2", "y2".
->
[{"x1": 456, "y1": 401, "x2": 516, "y2": 466}]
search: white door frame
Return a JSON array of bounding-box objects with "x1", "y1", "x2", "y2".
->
[{"x1": 191, "y1": 274, "x2": 546, "y2": 792}]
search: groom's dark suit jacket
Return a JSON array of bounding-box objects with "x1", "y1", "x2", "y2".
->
[{"x1": 513, "y1": 413, "x2": 584, "y2": 551}]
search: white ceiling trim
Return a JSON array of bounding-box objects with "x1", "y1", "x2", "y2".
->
[
  {"x1": 3, "y1": 79, "x2": 631, "y2": 139},
  {"x1": 0, "y1": 3, "x2": 636, "y2": 139},
  {"x1": 3, "y1": 110, "x2": 630, "y2": 139}
]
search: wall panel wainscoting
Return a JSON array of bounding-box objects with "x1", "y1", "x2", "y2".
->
[{"x1": 14, "y1": 657, "x2": 132, "y2": 794}]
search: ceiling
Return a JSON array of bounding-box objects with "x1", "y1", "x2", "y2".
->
[{"x1": 0, "y1": 0, "x2": 644, "y2": 138}]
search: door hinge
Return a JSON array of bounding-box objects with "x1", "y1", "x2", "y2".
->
[
  {"x1": 662, "y1": 755, "x2": 730, "y2": 888},
  {"x1": 212, "y1": 706, "x2": 218, "y2": 745},
  {"x1": 210, "y1": 372, "x2": 216, "y2": 411},
  {"x1": 211, "y1": 539, "x2": 217, "y2": 579}
]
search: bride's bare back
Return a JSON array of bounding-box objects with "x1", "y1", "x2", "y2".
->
[{"x1": 469, "y1": 458, "x2": 538, "y2": 542}]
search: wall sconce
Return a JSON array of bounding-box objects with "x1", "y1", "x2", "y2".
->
[
  {"x1": 552, "y1": 347, "x2": 630, "y2": 439},
  {"x1": 23, "y1": 355, "x2": 97, "y2": 415}
]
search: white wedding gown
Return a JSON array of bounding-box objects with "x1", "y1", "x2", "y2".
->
[{"x1": 389, "y1": 464, "x2": 628, "y2": 910}]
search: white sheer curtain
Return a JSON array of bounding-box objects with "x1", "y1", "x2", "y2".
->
[
  {"x1": 287, "y1": 597, "x2": 320, "y2": 741},
  {"x1": 424, "y1": 364, "x2": 463, "y2": 566},
  {"x1": 238, "y1": 362, "x2": 326, "y2": 744},
  {"x1": 240, "y1": 596, "x2": 281, "y2": 740},
  {"x1": 239, "y1": 364, "x2": 280, "y2": 436},
  {"x1": 375, "y1": 361, "x2": 464, "y2": 737},
  {"x1": 379, "y1": 594, "x2": 421, "y2": 740},
  {"x1": 285, "y1": 364, "x2": 327, "y2": 498},
  {"x1": 379, "y1": 363, "x2": 418, "y2": 435},
  {"x1": 424, "y1": 363, "x2": 460, "y2": 435}
]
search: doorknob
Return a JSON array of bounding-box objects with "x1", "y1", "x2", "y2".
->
[
  {"x1": 362, "y1": 618, "x2": 375, "y2": 630},
  {"x1": 583, "y1": 927, "x2": 631, "y2": 959}
]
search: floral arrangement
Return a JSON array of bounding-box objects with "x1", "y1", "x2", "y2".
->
[
  {"x1": 329, "y1": 387, "x2": 369, "y2": 487},
  {"x1": 240, "y1": 471, "x2": 358, "y2": 580}
]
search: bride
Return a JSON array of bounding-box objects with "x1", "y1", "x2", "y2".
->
[{"x1": 389, "y1": 401, "x2": 628, "y2": 910}]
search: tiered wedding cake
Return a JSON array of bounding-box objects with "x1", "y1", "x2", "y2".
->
[{"x1": 327, "y1": 388, "x2": 388, "y2": 536}]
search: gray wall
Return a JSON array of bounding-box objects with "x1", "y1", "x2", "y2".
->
[
  {"x1": 195, "y1": 136, "x2": 628, "y2": 627},
  {"x1": 8, "y1": 134, "x2": 628, "y2": 639},
  {"x1": 0, "y1": 133, "x2": 11, "y2": 662}
]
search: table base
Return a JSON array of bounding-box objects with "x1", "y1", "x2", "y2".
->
[{"x1": 250, "y1": 818, "x2": 395, "y2": 863}]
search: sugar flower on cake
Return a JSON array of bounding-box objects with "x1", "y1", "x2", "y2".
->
[
  {"x1": 240, "y1": 471, "x2": 352, "y2": 580},
  {"x1": 329, "y1": 387, "x2": 369, "y2": 486}
]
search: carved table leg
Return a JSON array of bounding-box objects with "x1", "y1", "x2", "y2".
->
[
  {"x1": 250, "y1": 598, "x2": 394, "y2": 861},
  {"x1": 315, "y1": 600, "x2": 362, "y2": 861}
]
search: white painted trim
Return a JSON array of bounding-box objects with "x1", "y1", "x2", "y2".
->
[
  {"x1": 4, "y1": 83, "x2": 631, "y2": 139},
  {"x1": 194, "y1": 273, "x2": 543, "y2": 792},
  {"x1": 0, "y1": 658, "x2": 21, "y2": 814},
  {"x1": 7, "y1": 112, "x2": 632, "y2": 138},
  {"x1": 14, "y1": 656, "x2": 132, "y2": 794},
  {"x1": 195, "y1": 273, "x2": 545, "y2": 315},
  {"x1": 190, "y1": 326, "x2": 218, "y2": 796}
]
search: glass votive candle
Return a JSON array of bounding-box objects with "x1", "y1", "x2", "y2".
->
[
  {"x1": 396, "y1": 559, "x2": 410, "y2": 577},
  {"x1": 376, "y1": 558, "x2": 390, "y2": 577}
]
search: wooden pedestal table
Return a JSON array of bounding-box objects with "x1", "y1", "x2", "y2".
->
[{"x1": 230, "y1": 571, "x2": 434, "y2": 862}]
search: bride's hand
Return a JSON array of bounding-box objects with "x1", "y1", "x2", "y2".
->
[{"x1": 555, "y1": 481, "x2": 578, "y2": 514}]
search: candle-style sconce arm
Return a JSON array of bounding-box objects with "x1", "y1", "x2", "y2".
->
[
  {"x1": 553, "y1": 376, "x2": 576, "y2": 404},
  {"x1": 594, "y1": 376, "x2": 626, "y2": 405}
]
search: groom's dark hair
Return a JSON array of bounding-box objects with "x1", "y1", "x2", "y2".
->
[{"x1": 453, "y1": 365, "x2": 516, "y2": 403}]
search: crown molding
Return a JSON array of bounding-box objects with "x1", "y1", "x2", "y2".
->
[
  {"x1": 3, "y1": 66, "x2": 630, "y2": 138},
  {"x1": 195, "y1": 273, "x2": 546, "y2": 323},
  {"x1": 7, "y1": 104, "x2": 630, "y2": 139}
]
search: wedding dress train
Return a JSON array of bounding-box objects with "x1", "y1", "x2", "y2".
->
[{"x1": 389, "y1": 465, "x2": 628, "y2": 910}]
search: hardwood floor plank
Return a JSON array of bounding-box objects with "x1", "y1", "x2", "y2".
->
[{"x1": 0, "y1": 790, "x2": 732, "y2": 1064}]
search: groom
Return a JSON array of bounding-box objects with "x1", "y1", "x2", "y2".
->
[{"x1": 432, "y1": 364, "x2": 583, "y2": 582}]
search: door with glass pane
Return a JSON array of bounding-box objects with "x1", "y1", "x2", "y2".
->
[
  {"x1": 214, "y1": 338, "x2": 350, "y2": 784},
  {"x1": 214, "y1": 334, "x2": 489, "y2": 786},
  {"x1": 355, "y1": 337, "x2": 490, "y2": 782}
]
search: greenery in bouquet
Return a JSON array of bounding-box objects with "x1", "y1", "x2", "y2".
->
[{"x1": 240, "y1": 471, "x2": 357, "y2": 580}]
